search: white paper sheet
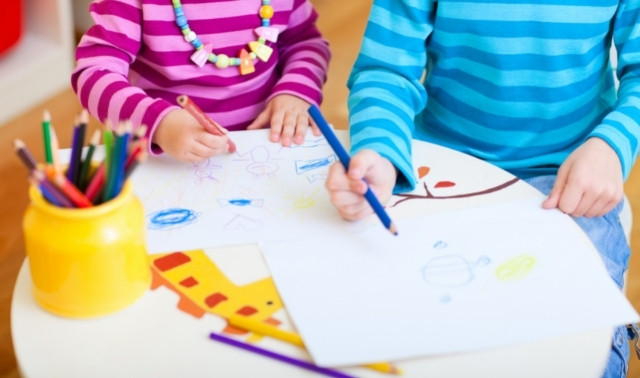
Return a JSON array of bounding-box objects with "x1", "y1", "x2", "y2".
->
[
  {"x1": 131, "y1": 129, "x2": 364, "y2": 253},
  {"x1": 260, "y1": 197, "x2": 639, "y2": 367},
  {"x1": 130, "y1": 129, "x2": 537, "y2": 253}
]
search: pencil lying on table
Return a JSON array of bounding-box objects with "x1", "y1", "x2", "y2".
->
[
  {"x1": 177, "y1": 94, "x2": 237, "y2": 153},
  {"x1": 208, "y1": 332, "x2": 355, "y2": 378},
  {"x1": 307, "y1": 104, "x2": 398, "y2": 236},
  {"x1": 228, "y1": 314, "x2": 402, "y2": 375}
]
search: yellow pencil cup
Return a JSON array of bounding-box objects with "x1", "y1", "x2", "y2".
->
[{"x1": 22, "y1": 181, "x2": 150, "y2": 318}]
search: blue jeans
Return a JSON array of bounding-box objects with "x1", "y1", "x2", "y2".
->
[{"x1": 525, "y1": 175, "x2": 631, "y2": 378}]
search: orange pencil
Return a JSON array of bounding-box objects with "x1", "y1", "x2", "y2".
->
[
  {"x1": 176, "y1": 94, "x2": 236, "y2": 153},
  {"x1": 45, "y1": 167, "x2": 93, "y2": 208}
]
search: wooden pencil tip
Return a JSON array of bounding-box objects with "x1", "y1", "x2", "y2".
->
[
  {"x1": 80, "y1": 109, "x2": 89, "y2": 124},
  {"x1": 136, "y1": 125, "x2": 148, "y2": 137},
  {"x1": 389, "y1": 223, "x2": 398, "y2": 236},
  {"x1": 43, "y1": 110, "x2": 51, "y2": 121},
  {"x1": 13, "y1": 138, "x2": 25, "y2": 149},
  {"x1": 90, "y1": 129, "x2": 102, "y2": 145}
]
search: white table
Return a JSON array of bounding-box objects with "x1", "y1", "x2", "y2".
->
[{"x1": 11, "y1": 131, "x2": 616, "y2": 378}]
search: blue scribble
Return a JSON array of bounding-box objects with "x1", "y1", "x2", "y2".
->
[
  {"x1": 228, "y1": 199, "x2": 252, "y2": 207},
  {"x1": 295, "y1": 154, "x2": 336, "y2": 174},
  {"x1": 148, "y1": 208, "x2": 198, "y2": 230},
  {"x1": 433, "y1": 240, "x2": 447, "y2": 249}
]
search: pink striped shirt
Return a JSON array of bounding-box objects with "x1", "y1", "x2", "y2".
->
[{"x1": 71, "y1": 0, "x2": 330, "y2": 153}]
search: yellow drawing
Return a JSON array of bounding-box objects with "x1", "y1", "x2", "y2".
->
[
  {"x1": 495, "y1": 254, "x2": 536, "y2": 282},
  {"x1": 149, "y1": 250, "x2": 283, "y2": 340}
]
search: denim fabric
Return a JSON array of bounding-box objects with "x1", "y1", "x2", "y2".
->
[{"x1": 524, "y1": 175, "x2": 631, "y2": 378}]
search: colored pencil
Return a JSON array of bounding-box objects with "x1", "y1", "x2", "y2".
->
[
  {"x1": 104, "y1": 122, "x2": 122, "y2": 201},
  {"x1": 123, "y1": 146, "x2": 147, "y2": 182},
  {"x1": 132, "y1": 124, "x2": 147, "y2": 142},
  {"x1": 208, "y1": 332, "x2": 355, "y2": 378},
  {"x1": 228, "y1": 315, "x2": 402, "y2": 375},
  {"x1": 49, "y1": 125, "x2": 62, "y2": 175},
  {"x1": 13, "y1": 139, "x2": 38, "y2": 171},
  {"x1": 111, "y1": 121, "x2": 131, "y2": 199},
  {"x1": 101, "y1": 124, "x2": 115, "y2": 202},
  {"x1": 42, "y1": 110, "x2": 53, "y2": 164},
  {"x1": 66, "y1": 115, "x2": 87, "y2": 186},
  {"x1": 307, "y1": 105, "x2": 398, "y2": 235},
  {"x1": 77, "y1": 129, "x2": 101, "y2": 191},
  {"x1": 30, "y1": 170, "x2": 74, "y2": 208},
  {"x1": 177, "y1": 94, "x2": 236, "y2": 153},
  {"x1": 50, "y1": 170, "x2": 93, "y2": 208},
  {"x1": 84, "y1": 163, "x2": 105, "y2": 204}
]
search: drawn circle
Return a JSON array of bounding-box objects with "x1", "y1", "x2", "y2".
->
[{"x1": 148, "y1": 208, "x2": 198, "y2": 230}]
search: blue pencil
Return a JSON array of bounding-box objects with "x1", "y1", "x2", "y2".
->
[
  {"x1": 308, "y1": 105, "x2": 398, "y2": 235},
  {"x1": 208, "y1": 332, "x2": 355, "y2": 378}
]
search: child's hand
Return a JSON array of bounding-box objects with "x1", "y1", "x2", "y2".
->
[
  {"x1": 152, "y1": 109, "x2": 230, "y2": 162},
  {"x1": 542, "y1": 137, "x2": 624, "y2": 217},
  {"x1": 325, "y1": 149, "x2": 397, "y2": 221},
  {"x1": 246, "y1": 94, "x2": 321, "y2": 146}
]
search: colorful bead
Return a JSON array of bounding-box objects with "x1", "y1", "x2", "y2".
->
[
  {"x1": 172, "y1": 0, "x2": 275, "y2": 75},
  {"x1": 239, "y1": 49, "x2": 255, "y2": 75},
  {"x1": 184, "y1": 31, "x2": 196, "y2": 42},
  {"x1": 215, "y1": 54, "x2": 230, "y2": 69},
  {"x1": 259, "y1": 5, "x2": 274, "y2": 19},
  {"x1": 255, "y1": 26, "x2": 279, "y2": 42},
  {"x1": 249, "y1": 41, "x2": 273, "y2": 62}
]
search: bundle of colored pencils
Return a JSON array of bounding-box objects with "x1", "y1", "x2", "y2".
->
[{"x1": 14, "y1": 110, "x2": 148, "y2": 208}]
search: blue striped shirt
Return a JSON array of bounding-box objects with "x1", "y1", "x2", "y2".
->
[{"x1": 348, "y1": 0, "x2": 640, "y2": 192}]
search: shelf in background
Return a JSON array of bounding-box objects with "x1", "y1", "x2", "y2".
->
[{"x1": 0, "y1": 0, "x2": 74, "y2": 127}]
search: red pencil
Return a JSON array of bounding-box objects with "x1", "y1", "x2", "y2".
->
[
  {"x1": 46, "y1": 167, "x2": 93, "y2": 208},
  {"x1": 30, "y1": 170, "x2": 75, "y2": 208},
  {"x1": 176, "y1": 94, "x2": 236, "y2": 153},
  {"x1": 84, "y1": 163, "x2": 106, "y2": 204}
]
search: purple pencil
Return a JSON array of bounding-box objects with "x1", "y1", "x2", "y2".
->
[{"x1": 208, "y1": 332, "x2": 354, "y2": 378}]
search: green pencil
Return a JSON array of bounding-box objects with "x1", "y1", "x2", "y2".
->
[
  {"x1": 78, "y1": 129, "x2": 101, "y2": 191},
  {"x1": 101, "y1": 123, "x2": 115, "y2": 204},
  {"x1": 42, "y1": 110, "x2": 53, "y2": 164}
]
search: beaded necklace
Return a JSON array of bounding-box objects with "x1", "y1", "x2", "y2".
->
[{"x1": 171, "y1": 0, "x2": 279, "y2": 75}]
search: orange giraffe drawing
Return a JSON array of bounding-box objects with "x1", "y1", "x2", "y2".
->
[{"x1": 149, "y1": 250, "x2": 284, "y2": 340}]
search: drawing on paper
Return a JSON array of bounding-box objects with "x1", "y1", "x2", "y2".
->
[
  {"x1": 421, "y1": 255, "x2": 491, "y2": 288},
  {"x1": 190, "y1": 159, "x2": 222, "y2": 184},
  {"x1": 149, "y1": 250, "x2": 284, "y2": 341},
  {"x1": 495, "y1": 254, "x2": 536, "y2": 282},
  {"x1": 218, "y1": 198, "x2": 264, "y2": 208},
  {"x1": 390, "y1": 165, "x2": 520, "y2": 207},
  {"x1": 295, "y1": 154, "x2": 336, "y2": 175},
  {"x1": 224, "y1": 214, "x2": 263, "y2": 231},
  {"x1": 148, "y1": 208, "x2": 198, "y2": 230},
  {"x1": 234, "y1": 145, "x2": 281, "y2": 178}
]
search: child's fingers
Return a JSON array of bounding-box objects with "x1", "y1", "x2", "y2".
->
[
  {"x1": 278, "y1": 112, "x2": 297, "y2": 146},
  {"x1": 293, "y1": 114, "x2": 310, "y2": 145}
]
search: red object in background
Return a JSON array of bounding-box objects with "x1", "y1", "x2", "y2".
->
[{"x1": 0, "y1": 0, "x2": 23, "y2": 56}]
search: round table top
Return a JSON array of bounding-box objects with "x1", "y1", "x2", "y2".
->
[{"x1": 12, "y1": 130, "x2": 617, "y2": 378}]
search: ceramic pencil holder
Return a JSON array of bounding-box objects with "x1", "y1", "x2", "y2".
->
[{"x1": 22, "y1": 181, "x2": 150, "y2": 318}]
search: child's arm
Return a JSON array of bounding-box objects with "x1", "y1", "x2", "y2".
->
[
  {"x1": 542, "y1": 138, "x2": 624, "y2": 218},
  {"x1": 71, "y1": 0, "x2": 175, "y2": 156},
  {"x1": 152, "y1": 109, "x2": 230, "y2": 162}
]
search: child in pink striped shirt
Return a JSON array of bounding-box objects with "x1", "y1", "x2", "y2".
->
[{"x1": 72, "y1": 0, "x2": 330, "y2": 161}]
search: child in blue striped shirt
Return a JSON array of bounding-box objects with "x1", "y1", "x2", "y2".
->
[{"x1": 325, "y1": 1, "x2": 640, "y2": 377}]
